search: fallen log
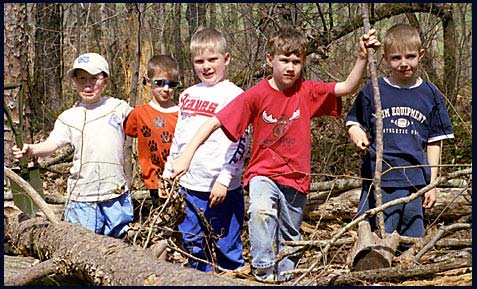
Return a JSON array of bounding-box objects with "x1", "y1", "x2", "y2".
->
[
  {"x1": 304, "y1": 187, "x2": 472, "y2": 222},
  {"x1": 3, "y1": 216, "x2": 250, "y2": 286},
  {"x1": 308, "y1": 178, "x2": 468, "y2": 198},
  {"x1": 398, "y1": 222, "x2": 472, "y2": 264},
  {"x1": 5, "y1": 258, "x2": 59, "y2": 286},
  {"x1": 312, "y1": 256, "x2": 472, "y2": 286}
]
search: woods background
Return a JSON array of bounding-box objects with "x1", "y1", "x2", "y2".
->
[
  {"x1": 4, "y1": 2, "x2": 472, "y2": 193},
  {"x1": 3, "y1": 3, "x2": 473, "y2": 286}
]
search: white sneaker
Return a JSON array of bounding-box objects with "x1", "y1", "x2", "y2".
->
[{"x1": 253, "y1": 267, "x2": 276, "y2": 283}]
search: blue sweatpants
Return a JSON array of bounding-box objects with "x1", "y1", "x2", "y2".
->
[
  {"x1": 178, "y1": 186, "x2": 245, "y2": 272},
  {"x1": 357, "y1": 181, "x2": 425, "y2": 238}
]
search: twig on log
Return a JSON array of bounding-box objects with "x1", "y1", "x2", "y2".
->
[
  {"x1": 4, "y1": 258, "x2": 60, "y2": 286},
  {"x1": 428, "y1": 185, "x2": 471, "y2": 227},
  {"x1": 413, "y1": 223, "x2": 472, "y2": 262},
  {"x1": 166, "y1": 238, "x2": 232, "y2": 273},
  {"x1": 4, "y1": 166, "x2": 59, "y2": 224}
]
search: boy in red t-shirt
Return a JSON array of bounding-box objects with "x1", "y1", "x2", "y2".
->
[
  {"x1": 124, "y1": 55, "x2": 180, "y2": 207},
  {"x1": 171, "y1": 27, "x2": 380, "y2": 282}
]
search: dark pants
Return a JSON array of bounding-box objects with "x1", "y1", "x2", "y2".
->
[
  {"x1": 357, "y1": 181, "x2": 425, "y2": 238},
  {"x1": 178, "y1": 186, "x2": 245, "y2": 272}
]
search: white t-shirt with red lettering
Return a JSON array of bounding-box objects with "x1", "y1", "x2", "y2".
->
[{"x1": 163, "y1": 80, "x2": 248, "y2": 192}]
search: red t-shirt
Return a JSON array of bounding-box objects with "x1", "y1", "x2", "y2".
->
[
  {"x1": 124, "y1": 103, "x2": 178, "y2": 189},
  {"x1": 216, "y1": 77, "x2": 340, "y2": 194}
]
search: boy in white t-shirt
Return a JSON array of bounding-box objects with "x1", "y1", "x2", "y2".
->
[
  {"x1": 13, "y1": 53, "x2": 133, "y2": 238},
  {"x1": 163, "y1": 27, "x2": 249, "y2": 272}
]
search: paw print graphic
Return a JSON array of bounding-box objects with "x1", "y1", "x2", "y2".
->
[
  {"x1": 155, "y1": 167, "x2": 163, "y2": 177},
  {"x1": 148, "y1": 140, "x2": 158, "y2": 152},
  {"x1": 160, "y1": 131, "x2": 173, "y2": 144},
  {"x1": 151, "y1": 154, "x2": 161, "y2": 166},
  {"x1": 141, "y1": 125, "x2": 151, "y2": 137},
  {"x1": 161, "y1": 148, "x2": 170, "y2": 161}
]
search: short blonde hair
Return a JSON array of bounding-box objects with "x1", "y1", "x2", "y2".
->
[
  {"x1": 190, "y1": 27, "x2": 228, "y2": 57},
  {"x1": 384, "y1": 24, "x2": 422, "y2": 55},
  {"x1": 145, "y1": 55, "x2": 179, "y2": 84},
  {"x1": 266, "y1": 27, "x2": 307, "y2": 59}
]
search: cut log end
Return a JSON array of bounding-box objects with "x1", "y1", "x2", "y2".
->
[{"x1": 352, "y1": 248, "x2": 391, "y2": 271}]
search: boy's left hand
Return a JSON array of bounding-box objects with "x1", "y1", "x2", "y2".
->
[
  {"x1": 423, "y1": 188, "x2": 436, "y2": 209},
  {"x1": 359, "y1": 28, "x2": 381, "y2": 58},
  {"x1": 209, "y1": 182, "x2": 227, "y2": 208}
]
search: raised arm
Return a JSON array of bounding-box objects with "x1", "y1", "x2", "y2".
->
[
  {"x1": 335, "y1": 29, "x2": 381, "y2": 97},
  {"x1": 171, "y1": 116, "x2": 222, "y2": 179}
]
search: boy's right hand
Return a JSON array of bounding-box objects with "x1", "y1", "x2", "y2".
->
[
  {"x1": 171, "y1": 155, "x2": 191, "y2": 179},
  {"x1": 359, "y1": 28, "x2": 381, "y2": 59},
  {"x1": 12, "y1": 144, "x2": 30, "y2": 160},
  {"x1": 348, "y1": 125, "x2": 370, "y2": 151}
]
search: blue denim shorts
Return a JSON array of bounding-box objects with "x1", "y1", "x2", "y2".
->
[{"x1": 64, "y1": 192, "x2": 134, "y2": 238}]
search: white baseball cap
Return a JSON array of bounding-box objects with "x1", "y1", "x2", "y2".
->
[{"x1": 67, "y1": 53, "x2": 110, "y2": 78}]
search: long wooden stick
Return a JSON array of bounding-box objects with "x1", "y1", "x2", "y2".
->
[
  {"x1": 360, "y1": 3, "x2": 386, "y2": 238},
  {"x1": 4, "y1": 166, "x2": 59, "y2": 224}
]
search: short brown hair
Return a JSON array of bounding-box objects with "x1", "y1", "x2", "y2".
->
[
  {"x1": 145, "y1": 54, "x2": 179, "y2": 83},
  {"x1": 384, "y1": 24, "x2": 422, "y2": 55},
  {"x1": 266, "y1": 27, "x2": 307, "y2": 58},
  {"x1": 190, "y1": 27, "x2": 228, "y2": 57}
]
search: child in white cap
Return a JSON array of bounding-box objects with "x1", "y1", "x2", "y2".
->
[{"x1": 13, "y1": 52, "x2": 134, "y2": 237}]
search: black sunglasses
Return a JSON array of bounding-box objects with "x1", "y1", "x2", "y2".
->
[{"x1": 150, "y1": 79, "x2": 180, "y2": 88}]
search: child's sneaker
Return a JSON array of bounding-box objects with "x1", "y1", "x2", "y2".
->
[{"x1": 253, "y1": 267, "x2": 275, "y2": 283}]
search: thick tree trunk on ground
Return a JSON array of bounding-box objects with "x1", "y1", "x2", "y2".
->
[
  {"x1": 3, "y1": 216, "x2": 250, "y2": 286},
  {"x1": 313, "y1": 256, "x2": 471, "y2": 286}
]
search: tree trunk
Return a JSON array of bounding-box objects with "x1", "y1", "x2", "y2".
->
[
  {"x1": 3, "y1": 216, "x2": 250, "y2": 286},
  {"x1": 442, "y1": 9, "x2": 457, "y2": 103},
  {"x1": 124, "y1": 3, "x2": 144, "y2": 186},
  {"x1": 32, "y1": 3, "x2": 63, "y2": 132},
  {"x1": 4, "y1": 3, "x2": 32, "y2": 167},
  {"x1": 173, "y1": 3, "x2": 184, "y2": 89}
]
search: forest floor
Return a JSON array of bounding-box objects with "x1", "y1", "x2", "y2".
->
[
  {"x1": 4, "y1": 188, "x2": 472, "y2": 286},
  {"x1": 3, "y1": 142, "x2": 472, "y2": 286}
]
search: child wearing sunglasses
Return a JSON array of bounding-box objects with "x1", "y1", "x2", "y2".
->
[
  {"x1": 162, "y1": 27, "x2": 249, "y2": 272},
  {"x1": 124, "y1": 54, "x2": 180, "y2": 207}
]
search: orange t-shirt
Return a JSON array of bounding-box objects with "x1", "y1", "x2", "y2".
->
[{"x1": 124, "y1": 102, "x2": 178, "y2": 189}]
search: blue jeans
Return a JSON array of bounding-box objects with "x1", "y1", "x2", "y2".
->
[
  {"x1": 178, "y1": 186, "x2": 245, "y2": 272},
  {"x1": 357, "y1": 181, "x2": 425, "y2": 238},
  {"x1": 64, "y1": 192, "x2": 134, "y2": 238},
  {"x1": 248, "y1": 176, "x2": 307, "y2": 281}
]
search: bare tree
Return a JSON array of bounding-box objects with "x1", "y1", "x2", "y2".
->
[
  {"x1": 4, "y1": 3, "x2": 32, "y2": 166},
  {"x1": 31, "y1": 3, "x2": 63, "y2": 132}
]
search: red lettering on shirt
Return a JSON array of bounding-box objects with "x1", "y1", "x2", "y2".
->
[{"x1": 180, "y1": 96, "x2": 219, "y2": 117}]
